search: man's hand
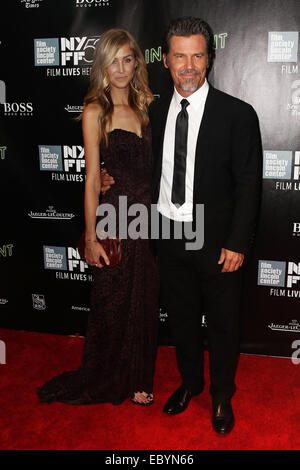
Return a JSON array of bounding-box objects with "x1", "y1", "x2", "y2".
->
[
  {"x1": 218, "y1": 248, "x2": 244, "y2": 273},
  {"x1": 100, "y1": 168, "x2": 115, "y2": 195}
]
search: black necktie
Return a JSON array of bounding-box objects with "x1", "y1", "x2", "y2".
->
[{"x1": 171, "y1": 98, "x2": 190, "y2": 207}]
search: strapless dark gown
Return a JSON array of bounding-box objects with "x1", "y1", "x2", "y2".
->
[{"x1": 37, "y1": 128, "x2": 159, "y2": 405}]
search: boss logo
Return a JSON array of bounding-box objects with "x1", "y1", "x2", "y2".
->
[
  {"x1": 293, "y1": 223, "x2": 300, "y2": 235},
  {"x1": 3, "y1": 102, "x2": 33, "y2": 114},
  {"x1": 76, "y1": 0, "x2": 110, "y2": 5}
]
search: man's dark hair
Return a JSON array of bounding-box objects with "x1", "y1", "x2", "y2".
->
[{"x1": 162, "y1": 17, "x2": 216, "y2": 70}]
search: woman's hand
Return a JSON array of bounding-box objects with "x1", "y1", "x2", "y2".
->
[{"x1": 84, "y1": 240, "x2": 110, "y2": 268}]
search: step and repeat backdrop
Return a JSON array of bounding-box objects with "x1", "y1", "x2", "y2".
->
[{"x1": 0, "y1": 0, "x2": 299, "y2": 358}]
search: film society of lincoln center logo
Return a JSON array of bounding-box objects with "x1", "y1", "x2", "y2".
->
[
  {"x1": 34, "y1": 36, "x2": 100, "y2": 76},
  {"x1": 39, "y1": 145, "x2": 85, "y2": 182},
  {"x1": 43, "y1": 246, "x2": 92, "y2": 282},
  {"x1": 267, "y1": 32, "x2": 298, "y2": 62},
  {"x1": 258, "y1": 260, "x2": 300, "y2": 297},
  {"x1": 263, "y1": 150, "x2": 300, "y2": 190}
]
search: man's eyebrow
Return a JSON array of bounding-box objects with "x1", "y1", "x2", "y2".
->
[{"x1": 173, "y1": 51, "x2": 205, "y2": 55}]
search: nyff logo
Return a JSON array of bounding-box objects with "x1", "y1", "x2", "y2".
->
[{"x1": 34, "y1": 37, "x2": 100, "y2": 66}]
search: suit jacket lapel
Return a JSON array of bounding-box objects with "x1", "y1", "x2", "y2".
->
[{"x1": 193, "y1": 85, "x2": 217, "y2": 200}]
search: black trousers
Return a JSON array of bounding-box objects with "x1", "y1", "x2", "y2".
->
[{"x1": 157, "y1": 217, "x2": 242, "y2": 403}]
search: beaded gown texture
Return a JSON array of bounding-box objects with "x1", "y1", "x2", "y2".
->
[{"x1": 37, "y1": 128, "x2": 159, "y2": 405}]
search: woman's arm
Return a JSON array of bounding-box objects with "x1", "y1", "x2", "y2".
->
[{"x1": 82, "y1": 103, "x2": 110, "y2": 267}]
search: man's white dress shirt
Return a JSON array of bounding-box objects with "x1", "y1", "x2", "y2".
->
[{"x1": 157, "y1": 78, "x2": 209, "y2": 222}]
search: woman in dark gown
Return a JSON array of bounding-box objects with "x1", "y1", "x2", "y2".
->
[{"x1": 37, "y1": 29, "x2": 159, "y2": 406}]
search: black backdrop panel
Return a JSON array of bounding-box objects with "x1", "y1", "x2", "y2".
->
[{"x1": 1, "y1": 0, "x2": 300, "y2": 358}]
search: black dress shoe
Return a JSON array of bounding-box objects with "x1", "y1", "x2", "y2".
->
[
  {"x1": 163, "y1": 385, "x2": 194, "y2": 415},
  {"x1": 212, "y1": 400, "x2": 234, "y2": 434}
]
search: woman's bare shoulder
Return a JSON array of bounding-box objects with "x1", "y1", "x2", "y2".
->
[{"x1": 82, "y1": 102, "x2": 102, "y2": 120}]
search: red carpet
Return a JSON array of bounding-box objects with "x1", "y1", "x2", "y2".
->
[{"x1": 0, "y1": 328, "x2": 299, "y2": 450}]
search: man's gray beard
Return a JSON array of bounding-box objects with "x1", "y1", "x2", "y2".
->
[{"x1": 178, "y1": 77, "x2": 201, "y2": 93}]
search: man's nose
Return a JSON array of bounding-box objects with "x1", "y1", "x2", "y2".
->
[{"x1": 185, "y1": 56, "x2": 193, "y2": 70}]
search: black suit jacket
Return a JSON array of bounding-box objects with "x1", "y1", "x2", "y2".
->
[{"x1": 149, "y1": 84, "x2": 262, "y2": 256}]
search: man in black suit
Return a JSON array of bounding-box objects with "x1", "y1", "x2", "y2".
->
[{"x1": 148, "y1": 17, "x2": 262, "y2": 434}]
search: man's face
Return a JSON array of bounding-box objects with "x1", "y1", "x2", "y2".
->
[{"x1": 163, "y1": 34, "x2": 209, "y2": 97}]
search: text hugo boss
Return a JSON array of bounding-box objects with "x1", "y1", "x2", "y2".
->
[
  {"x1": 76, "y1": 0, "x2": 109, "y2": 4},
  {"x1": 3, "y1": 103, "x2": 33, "y2": 113}
]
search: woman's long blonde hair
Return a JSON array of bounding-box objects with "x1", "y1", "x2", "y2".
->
[{"x1": 84, "y1": 28, "x2": 153, "y2": 145}]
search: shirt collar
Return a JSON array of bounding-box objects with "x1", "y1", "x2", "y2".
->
[{"x1": 173, "y1": 78, "x2": 209, "y2": 111}]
